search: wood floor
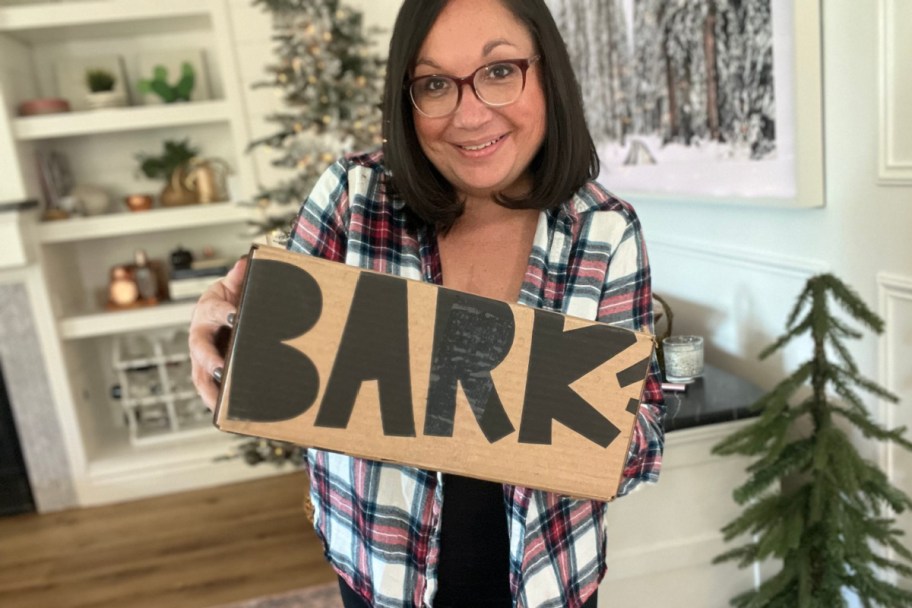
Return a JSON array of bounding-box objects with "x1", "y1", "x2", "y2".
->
[{"x1": 0, "y1": 471, "x2": 336, "y2": 608}]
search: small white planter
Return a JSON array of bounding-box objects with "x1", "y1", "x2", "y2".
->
[{"x1": 85, "y1": 91, "x2": 126, "y2": 110}]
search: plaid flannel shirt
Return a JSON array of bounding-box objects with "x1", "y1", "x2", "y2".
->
[{"x1": 288, "y1": 150, "x2": 665, "y2": 608}]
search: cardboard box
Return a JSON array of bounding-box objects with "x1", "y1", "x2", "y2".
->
[{"x1": 214, "y1": 245, "x2": 656, "y2": 501}]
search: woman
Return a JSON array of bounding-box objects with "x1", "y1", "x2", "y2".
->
[{"x1": 190, "y1": 0, "x2": 665, "y2": 606}]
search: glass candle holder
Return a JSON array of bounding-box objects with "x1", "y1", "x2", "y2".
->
[{"x1": 662, "y1": 335, "x2": 704, "y2": 383}]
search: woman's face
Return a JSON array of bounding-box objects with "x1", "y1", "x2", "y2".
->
[{"x1": 412, "y1": 0, "x2": 546, "y2": 201}]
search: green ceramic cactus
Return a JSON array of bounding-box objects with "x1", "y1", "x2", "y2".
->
[{"x1": 138, "y1": 62, "x2": 195, "y2": 103}]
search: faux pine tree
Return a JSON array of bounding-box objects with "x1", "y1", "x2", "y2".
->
[
  {"x1": 248, "y1": 0, "x2": 385, "y2": 233},
  {"x1": 712, "y1": 274, "x2": 912, "y2": 607}
]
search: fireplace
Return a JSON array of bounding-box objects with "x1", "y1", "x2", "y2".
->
[
  {"x1": 0, "y1": 281, "x2": 77, "y2": 513},
  {"x1": 0, "y1": 363, "x2": 34, "y2": 515}
]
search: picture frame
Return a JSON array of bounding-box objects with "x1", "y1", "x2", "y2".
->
[
  {"x1": 53, "y1": 54, "x2": 131, "y2": 112},
  {"x1": 135, "y1": 49, "x2": 212, "y2": 106},
  {"x1": 552, "y1": 0, "x2": 825, "y2": 208}
]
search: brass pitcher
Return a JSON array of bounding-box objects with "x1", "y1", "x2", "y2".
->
[
  {"x1": 160, "y1": 165, "x2": 198, "y2": 207},
  {"x1": 183, "y1": 157, "x2": 231, "y2": 204}
]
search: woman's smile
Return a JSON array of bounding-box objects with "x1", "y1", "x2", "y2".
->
[{"x1": 453, "y1": 133, "x2": 508, "y2": 155}]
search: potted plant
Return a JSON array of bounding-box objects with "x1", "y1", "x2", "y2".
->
[
  {"x1": 712, "y1": 274, "x2": 912, "y2": 607},
  {"x1": 135, "y1": 139, "x2": 200, "y2": 207},
  {"x1": 85, "y1": 68, "x2": 125, "y2": 109}
]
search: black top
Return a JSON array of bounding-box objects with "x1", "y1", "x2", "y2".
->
[
  {"x1": 434, "y1": 474, "x2": 512, "y2": 606},
  {"x1": 663, "y1": 364, "x2": 765, "y2": 432}
]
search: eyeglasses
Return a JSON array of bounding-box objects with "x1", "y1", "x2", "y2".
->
[{"x1": 408, "y1": 56, "x2": 541, "y2": 118}]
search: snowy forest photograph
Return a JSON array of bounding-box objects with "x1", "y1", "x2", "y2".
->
[{"x1": 547, "y1": 0, "x2": 800, "y2": 203}]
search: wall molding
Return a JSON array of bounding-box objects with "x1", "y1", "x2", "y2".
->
[
  {"x1": 878, "y1": 0, "x2": 912, "y2": 185},
  {"x1": 648, "y1": 233, "x2": 828, "y2": 279},
  {"x1": 877, "y1": 272, "x2": 912, "y2": 471},
  {"x1": 877, "y1": 272, "x2": 912, "y2": 582}
]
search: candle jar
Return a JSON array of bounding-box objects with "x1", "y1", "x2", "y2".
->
[{"x1": 662, "y1": 335, "x2": 704, "y2": 383}]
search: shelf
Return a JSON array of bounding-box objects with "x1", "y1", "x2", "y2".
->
[
  {"x1": 60, "y1": 301, "x2": 197, "y2": 340},
  {"x1": 36, "y1": 201, "x2": 255, "y2": 244},
  {"x1": 0, "y1": 0, "x2": 211, "y2": 43},
  {"x1": 14, "y1": 100, "x2": 231, "y2": 141},
  {"x1": 121, "y1": 390, "x2": 199, "y2": 409},
  {"x1": 115, "y1": 352, "x2": 190, "y2": 371}
]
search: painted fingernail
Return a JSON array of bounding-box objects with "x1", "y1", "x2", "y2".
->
[
  {"x1": 227, "y1": 312, "x2": 236, "y2": 327},
  {"x1": 212, "y1": 367, "x2": 223, "y2": 384}
]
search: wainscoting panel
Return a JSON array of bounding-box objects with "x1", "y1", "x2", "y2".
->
[
  {"x1": 878, "y1": 0, "x2": 912, "y2": 184},
  {"x1": 601, "y1": 422, "x2": 761, "y2": 605},
  {"x1": 878, "y1": 273, "x2": 912, "y2": 590}
]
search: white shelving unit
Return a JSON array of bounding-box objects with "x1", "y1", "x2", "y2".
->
[{"x1": 0, "y1": 0, "x2": 277, "y2": 507}]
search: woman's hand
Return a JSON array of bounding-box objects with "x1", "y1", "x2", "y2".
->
[{"x1": 189, "y1": 256, "x2": 247, "y2": 410}]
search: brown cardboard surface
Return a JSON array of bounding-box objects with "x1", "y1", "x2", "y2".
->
[{"x1": 214, "y1": 245, "x2": 655, "y2": 501}]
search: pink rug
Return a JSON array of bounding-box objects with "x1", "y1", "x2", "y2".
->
[{"x1": 215, "y1": 583, "x2": 342, "y2": 608}]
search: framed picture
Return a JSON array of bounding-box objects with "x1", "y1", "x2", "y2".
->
[
  {"x1": 135, "y1": 49, "x2": 212, "y2": 105},
  {"x1": 53, "y1": 54, "x2": 131, "y2": 112},
  {"x1": 548, "y1": 0, "x2": 824, "y2": 208}
]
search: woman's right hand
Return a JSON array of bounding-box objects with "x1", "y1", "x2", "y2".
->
[{"x1": 189, "y1": 256, "x2": 248, "y2": 410}]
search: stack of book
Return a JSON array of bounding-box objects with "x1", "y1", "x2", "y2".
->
[{"x1": 168, "y1": 259, "x2": 230, "y2": 301}]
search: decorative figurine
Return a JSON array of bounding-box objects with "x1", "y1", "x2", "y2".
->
[
  {"x1": 132, "y1": 249, "x2": 159, "y2": 302},
  {"x1": 107, "y1": 265, "x2": 139, "y2": 308}
]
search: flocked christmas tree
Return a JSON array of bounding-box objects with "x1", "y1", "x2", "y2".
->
[
  {"x1": 712, "y1": 274, "x2": 912, "y2": 607},
  {"x1": 227, "y1": 0, "x2": 383, "y2": 467},
  {"x1": 248, "y1": 0, "x2": 385, "y2": 234}
]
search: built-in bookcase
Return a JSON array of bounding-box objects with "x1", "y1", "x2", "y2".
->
[{"x1": 0, "y1": 0, "x2": 278, "y2": 506}]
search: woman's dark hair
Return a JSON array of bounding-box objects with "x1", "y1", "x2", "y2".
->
[{"x1": 381, "y1": 0, "x2": 599, "y2": 230}]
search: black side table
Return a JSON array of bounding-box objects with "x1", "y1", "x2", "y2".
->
[{"x1": 662, "y1": 364, "x2": 765, "y2": 433}]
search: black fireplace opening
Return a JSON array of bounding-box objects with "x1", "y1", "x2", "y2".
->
[{"x1": 0, "y1": 363, "x2": 35, "y2": 516}]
